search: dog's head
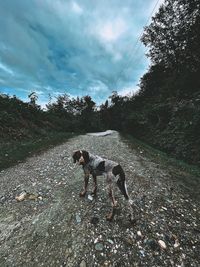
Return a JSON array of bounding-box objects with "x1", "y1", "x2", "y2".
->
[{"x1": 72, "y1": 150, "x2": 90, "y2": 165}]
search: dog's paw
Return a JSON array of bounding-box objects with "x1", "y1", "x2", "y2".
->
[
  {"x1": 106, "y1": 213, "x2": 114, "y2": 221},
  {"x1": 91, "y1": 191, "x2": 97, "y2": 196},
  {"x1": 79, "y1": 191, "x2": 86, "y2": 197}
]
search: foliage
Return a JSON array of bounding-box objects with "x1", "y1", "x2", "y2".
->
[{"x1": 1, "y1": 0, "x2": 200, "y2": 166}]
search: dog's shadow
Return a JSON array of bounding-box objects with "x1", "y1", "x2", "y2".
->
[{"x1": 83, "y1": 192, "x2": 141, "y2": 228}]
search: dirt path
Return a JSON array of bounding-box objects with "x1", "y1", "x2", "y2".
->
[{"x1": 0, "y1": 131, "x2": 199, "y2": 267}]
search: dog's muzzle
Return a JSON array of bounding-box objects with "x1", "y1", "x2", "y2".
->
[{"x1": 79, "y1": 156, "x2": 85, "y2": 165}]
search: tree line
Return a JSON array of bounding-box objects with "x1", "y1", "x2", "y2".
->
[{"x1": 1, "y1": 0, "x2": 200, "y2": 165}]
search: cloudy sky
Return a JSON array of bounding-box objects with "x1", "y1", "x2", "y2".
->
[{"x1": 0, "y1": 0, "x2": 163, "y2": 106}]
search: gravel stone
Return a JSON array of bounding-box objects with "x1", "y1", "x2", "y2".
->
[
  {"x1": 95, "y1": 242, "x2": 104, "y2": 251},
  {"x1": 80, "y1": 259, "x2": 87, "y2": 267},
  {"x1": 0, "y1": 131, "x2": 199, "y2": 266}
]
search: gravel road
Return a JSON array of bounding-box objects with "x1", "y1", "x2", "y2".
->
[{"x1": 0, "y1": 131, "x2": 199, "y2": 267}]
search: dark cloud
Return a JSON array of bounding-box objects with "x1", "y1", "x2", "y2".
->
[{"x1": 0, "y1": 0, "x2": 162, "y2": 105}]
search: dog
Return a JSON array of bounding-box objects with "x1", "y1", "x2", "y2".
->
[{"x1": 72, "y1": 150, "x2": 133, "y2": 221}]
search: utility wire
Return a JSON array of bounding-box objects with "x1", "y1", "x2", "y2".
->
[{"x1": 114, "y1": 0, "x2": 161, "y2": 90}]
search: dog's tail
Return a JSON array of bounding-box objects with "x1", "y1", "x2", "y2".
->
[
  {"x1": 113, "y1": 164, "x2": 134, "y2": 221},
  {"x1": 112, "y1": 165, "x2": 129, "y2": 200}
]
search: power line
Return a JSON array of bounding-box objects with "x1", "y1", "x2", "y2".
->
[{"x1": 114, "y1": 0, "x2": 161, "y2": 90}]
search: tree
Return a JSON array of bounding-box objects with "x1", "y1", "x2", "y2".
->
[
  {"x1": 28, "y1": 91, "x2": 39, "y2": 109},
  {"x1": 99, "y1": 100, "x2": 111, "y2": 129},
  {"x1": 80, "y1": 95, "x2": 96, "y2": 131},
  {"x1": 46, "y1": 94, "x2": 72, "y2": 116},
  {"x1": 141, "y1": 0, "x2": 200, "y2": 72}
]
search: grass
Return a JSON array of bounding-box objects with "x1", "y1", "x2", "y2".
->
[
  {"x1": 0, "y1": 131, "x2": 76, "y2": 171},
  {"x1": 121, "y1": 133, "x2": 200, "y2": 200},
  {"x1": 121, "y1": 133, "x2": 200, "y2": 177}
]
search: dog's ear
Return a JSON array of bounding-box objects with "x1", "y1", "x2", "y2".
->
[
  {"x1": 72, "y1": 150, "x2": 80, "y2": 163},
  {"x1": 82, "y1": 150, "x2": 90, "y2": 164}
]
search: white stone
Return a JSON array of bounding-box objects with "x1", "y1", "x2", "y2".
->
[{"x1": 158, "y1": 240, "x2": 167, "y2": 249}]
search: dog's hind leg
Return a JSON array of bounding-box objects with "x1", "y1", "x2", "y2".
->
[
  {"x1": 127, "y1": 198, "x2": 134, "y2": 222},
  {"x1": 113, "y1": 166, "x2": 134, "y2": 221},
  {"x1": 106, "y1": 178, "x2": 117, "y2": 221},
  {"x1": 91, "y1": 174, "x2": 97, "y2": 195},
  {"x1": 122, "y1": 180, "x2": 134, "y2": 222}
]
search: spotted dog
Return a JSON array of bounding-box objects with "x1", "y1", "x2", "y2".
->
[{"x1": 72, "y1": 150, "x2": 133, "y2": 221}]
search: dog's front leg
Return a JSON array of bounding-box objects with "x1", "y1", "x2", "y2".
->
[
  {"x1": 80, "y1": 170, "x2": 90, "y2": 197},
  {"x1": 91, "y1": 174, "x2": 97, "y2": 195}
]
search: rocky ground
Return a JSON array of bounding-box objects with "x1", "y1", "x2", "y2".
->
[{"x1": 0, "y1": 131, "x2": 199, "y2": 267}]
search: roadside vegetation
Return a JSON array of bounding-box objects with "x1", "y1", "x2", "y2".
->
[
  {"x1": 0, "y1": 0, "x2": 200, "y2": 168},
  {"x1": 121, "y1": 133, "x2": 200, "y2": 199},
  {"x1": 0, "y1": 132, "x2": 75, "y2": 171}
]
